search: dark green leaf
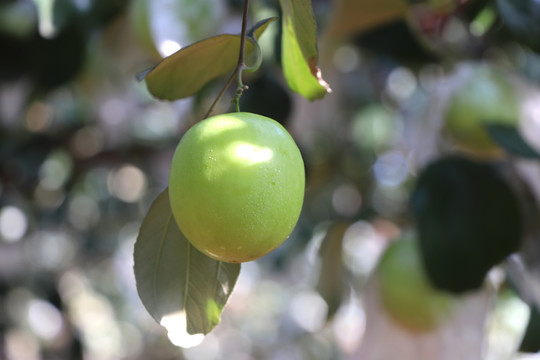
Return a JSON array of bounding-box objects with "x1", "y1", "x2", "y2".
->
[
  {"x1": 139, "y1": 17, "x2": 276, "y2": 101},
  {"x1": 496, "y1": 0, "x2": 540, "y2": 53},
  {"x1": 520, "y1": 305, "x2": 540, "y2": 352},
  {"x1": 279, "y1": 0, "x2": 331, "y2": 100},
  {"x1": 485, "y1": 124, "x2": 540, "y2": 159},
  {"x1": 248, "y1": 17, "x2": 278, "y2": 39},
  {"x1": 317, "y1": 222, "x2": 348, "y2": 320},
  {"x1": 410, "y1": 156, "x2": 523, "y2": 293},
  {"x1": 134, "y1": 189, "x2": 241, "y2": 341}
]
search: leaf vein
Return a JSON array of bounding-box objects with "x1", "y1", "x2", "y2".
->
[{"x1": 152, "y1": 213, "x2": 173, "y2": 316}]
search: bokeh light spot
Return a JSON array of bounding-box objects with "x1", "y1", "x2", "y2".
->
[
  {"x1": 386, "y1": 67, "x2": 417, "y2": 102},
  {"x1": 70, "y1": 126, "x2": 105, "y2": 158},
  {"x1": 333, "y1": 45, "x2": 360, "y2": 73},
  {"x1": 25, "y1": 101, "x2": 53, "y2": 132},
  {"x1": 108, "y1": 165, "x2": 147, "y2": 203},
  {"x1": 27, "y1": 230, "x2": 77, "y2": 270},
  {"x1": 289, "y1": 291, "x2": 328, "y2": 332},
  {"x1": 39, "y1": 150, "x2": 73, "y2": 191},
  {"x1": 333, "y1": 295, "x2": 366, "y2": 354},
  {"x1": 342, "y1": 221, "x2": 386, "y2": 276},
  {"x1": 332, "y1": 184, "x2": 362, "y2": 217},
  {"x1": 68, "y1": 194, "x2": 100, "y2": 230},
  {"x1": 27, "y1": 299, "x2": 63, "y2": 340},
  {"x1": 159, "y1": 39, "x2": 181, "y2": 56},
  {"x1": 0, "y1": 206, "x2": 28, "y2": 243},
  {"x1": 373, "y1": 150, "x2": 409, "y2": 187}
]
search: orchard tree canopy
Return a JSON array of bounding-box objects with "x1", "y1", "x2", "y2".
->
[{"x1": 0, "y1": 0, "x2": 540, "y2": 359}]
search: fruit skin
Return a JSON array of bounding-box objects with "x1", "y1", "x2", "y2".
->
[
  {"x1": 168, "y1": 112, "x2": 305, "y2": 263},
  {"x1": 444, "y1": 65, "x2": 520, "y2": 156},
  {"x1": 377, "y1": 236, "x2": 455, "y2": 332}
]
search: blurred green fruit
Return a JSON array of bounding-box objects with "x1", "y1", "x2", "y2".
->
[
  {"x1": 444, "y1": 65, "x2": 520, "y2": 156},
  {"x1": 169, "y1": 112, "x2": 305, "y2": 263},
  {"x1": 378, "y1": 236, "x2": 455, "y2": 332}
]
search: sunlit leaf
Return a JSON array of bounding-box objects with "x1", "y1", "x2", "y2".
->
[
  {"x1": 139, "y1": 17, "x2": 276, "y2": 101},
  {"x1": 485, "y1": 124, "x2": 540, "y2": 159},
  {"x1": 134, "y1": 189, "x2": 241, "y2": 340},
  {"x1": 325, "y1": 0, "x2": 408, "y2": 39},
  {"x1": 279, "y1": 0, "x2": 331, "y2": 100}
]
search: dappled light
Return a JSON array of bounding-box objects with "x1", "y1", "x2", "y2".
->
[
  {"x1": 107, "y1": 164, "x2": 148, "y2": 203},
  {"x1": 159, "y1": 40, "x2": 182, "y2": 57},
  {"x1": 1, "y1": 0, "x2": 540, "y2": 359},
  {"x1": 232, "y1": 142, "x2": 273, "y2": 164},
  {"x1": 0, "y1": 206, "x2": 28, "y2": 243},
  {"x1": 160, "y1": 312, "x2": 205, "y2": 348}
]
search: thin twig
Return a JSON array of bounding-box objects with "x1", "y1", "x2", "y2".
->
[
  {"x1": 237, "y1": 0, "x2": 249, "y2": 73},
  {"x1": 203, "y1": 0, "x2": 250, "y2": 119},
  {"x1": 203, "y1": 69, "x2": 238, "y2": 119}
]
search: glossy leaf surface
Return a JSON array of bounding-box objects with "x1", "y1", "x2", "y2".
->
[
  {"x1": 139, "y1": 17, "x2": 276, "y2": 101},
  {"x1": 279, "y1": 0, "x2": 331, "y2": 100},
  {"x1": 134, "y1": 189, "x2": 241, "y2": 339}
]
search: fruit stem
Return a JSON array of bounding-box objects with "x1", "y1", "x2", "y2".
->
[{"x1": 204, "y1": 0, "x2": 250, "y2": 119}]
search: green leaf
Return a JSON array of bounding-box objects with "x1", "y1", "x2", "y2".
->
[
  {"x1": 134, "y1": 189, "x2": 241, "y2": 344},
  {"x1": 138, "y1": 17, "x2": 276, "y2": 101},
  {"x1": 520, "y1": 304, "x2": 540, "y2": 352},
  {"x1": 496, "y1": 0, "x2": 540, "y2": 53},
  {"x1": 485, "y1": 124, "x2": 540, "y2": 159},
  {"x1": 317, "y1": 222, "x2": 348, "y2": 320},
  {"x1": 410, "y1": 156, "x2": 523, "y2": 294},
  {"x1": 279, "y1": 0, "x2": 331, "y2": 100}
]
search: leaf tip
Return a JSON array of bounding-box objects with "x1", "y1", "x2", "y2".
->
[
  {"x1": 136, "y1": 66, "x2": 156, "y2": 82},
  {"x1": 308, "y1": 58, "x2": 332, "y2": 99},
  {"x1": 312, "y1": 65, "x2": 332, "y2": 96}
]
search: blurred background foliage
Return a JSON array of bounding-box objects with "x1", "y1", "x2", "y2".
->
[{"x1": 1, "y1": 0, "x2": 540, "y2": 359}]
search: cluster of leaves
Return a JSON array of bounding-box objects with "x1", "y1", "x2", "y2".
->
[
  {"x1": 313, "y1": 0, "x2": 540, "y2": 350},
  {"x1": 0, "y1": 0, "x2": 129, "y2": 91},
  {"x1": 133, "y1": 0, "x2": 540, "y2": 352},
  {"x1": 133, "y1": 0, "x2": 330, "y2": 343}
]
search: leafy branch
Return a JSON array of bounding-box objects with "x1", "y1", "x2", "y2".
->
[{"x1": 204, "y1": 0, "x2": 252, "y2": 118}]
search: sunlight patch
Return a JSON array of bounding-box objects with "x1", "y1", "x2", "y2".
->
[
  {"x1": 233, "y1": 143, "x2": 273, "y2": 164},
  {"x1": 160, "y1": 312, "x2": 205, "y2": 348}
]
